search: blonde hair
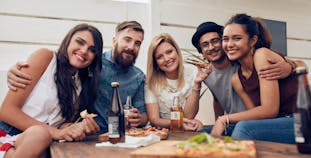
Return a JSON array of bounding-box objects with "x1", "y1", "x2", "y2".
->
[{"x1": 146, "y1": 33, "x2": 185, "y2": 95}]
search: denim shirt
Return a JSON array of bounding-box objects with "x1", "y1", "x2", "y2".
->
[{"x1": 94, "y1": 50, "x2": 146, "y2": 133}]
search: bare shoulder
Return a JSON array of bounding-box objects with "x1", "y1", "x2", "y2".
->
[
  {"x1": 254, "y1": 48, "x2": 282, "y2": 61},
  {"x1": 27, "y1": 48, "x2": 54, "y2": 62},
  {"x1": 253, "y1": 48, "x2": 283, "y2": 69},
  {"x1": 23, "y1": 48, "x2": 54, "y2": 79}
]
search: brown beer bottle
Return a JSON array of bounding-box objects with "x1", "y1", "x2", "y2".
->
[
  {"x1": 108, "y1": 82, "x2": 125, "y2": 143},
  {"x1": 170, "y1": 96, "x2": 184, "y2": 133},
  {"x1": 294, "y1": 66, "x2": 311, "y2": 154}
]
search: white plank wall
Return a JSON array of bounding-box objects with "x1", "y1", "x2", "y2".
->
[{"x1": 0, "y1": 0, "x2": 310, "y2": 125}]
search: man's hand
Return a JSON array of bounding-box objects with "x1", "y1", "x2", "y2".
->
[
  {"x1": 183, "y1": 118, "x2": 204, "y2": 131},
  {"x1": 257, "y1": 58, "x2": 291, "y2": 80},
  {"x1": 128, "y1": 108, "x2": 143, "y2": 127},
  {"x1": 7, "y1": 61, "x2": 32, "y2": 91},
  {"x1": 194, "y1": 63, "x2": 211, "y2": 84}
]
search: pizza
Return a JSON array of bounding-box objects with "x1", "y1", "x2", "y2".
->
[
  {"x1": 80, "y1": 110, "x2": 98, "y2": 118},
  {"x1": 126, "y1": 127, "x2": 169, "y2": 140},
  {"x1": 185, "y1": 60, "x2": 209, "y2": 68},
  {"x1": 98, "y1": 127, "x2": 169, "y2": 142},
  {"x1": 175, "y1": 133, "x2": 256, "y2": 158}
]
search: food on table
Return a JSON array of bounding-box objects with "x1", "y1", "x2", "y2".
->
[
  {"x1": 175, "y1": 133, "x2": 256, "y2": 157},
  {"x1": 74, "y1": 110, "x2": 98, "y2": 123},
  {"x1": 126, "y1": 127, "x2": 169, "y2": 140},
  {"x1": 80, "y1": 109, "x2": 98, "y2": 118},
  {"x1": 98, "y1": 127, "x2": 169, "y2": 142}
]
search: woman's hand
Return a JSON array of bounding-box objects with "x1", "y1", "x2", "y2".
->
[
  {"x1": 48, "y1": 127, "x2": 74, "y2": 141},
  {"x1": 49, "y1": 123, "x2": 86, "y2": 142},
  {"x1": 211, "y1": 115, "x2": 227, "y2": 137},
  {"x1": 81, "y1": 117, "x2": 100, "y2": 135},
  {"x1": 68, "y1": 122, "x2": 87, "y2": 141}
]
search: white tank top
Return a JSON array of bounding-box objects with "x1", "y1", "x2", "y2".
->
[{"x1": 21, "y1": 53, "x2": 65, "y2": 127}]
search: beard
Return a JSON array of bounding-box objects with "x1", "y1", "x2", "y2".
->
[{"x1": 114, "y1": 44, "x2": 137, "y2": 68}]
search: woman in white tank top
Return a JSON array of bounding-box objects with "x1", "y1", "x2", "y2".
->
[{"x1": 0, "y1": 23, "x2": 103, "y2": 158}]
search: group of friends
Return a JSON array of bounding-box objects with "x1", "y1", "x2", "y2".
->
[{"x1": 0, "y1": 13, "x2": 301, "y2": 158}]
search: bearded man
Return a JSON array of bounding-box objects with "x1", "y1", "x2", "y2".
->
[{"x1": 6, "y1": 21, "x2": 148, "y2": 133}]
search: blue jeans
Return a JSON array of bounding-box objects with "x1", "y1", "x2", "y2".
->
[
  {"x1": 0, "y1": 121, "x2": 22, "y2": 135},
  {"x1": 199, "y1": 124, "x2": 236, "y2": 136},
  {"x1": 231, "y1": 116, "x2": 295, "y2": 144}
]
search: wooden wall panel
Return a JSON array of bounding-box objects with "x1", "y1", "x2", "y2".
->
[
  {"x1": 160, "y1": 26, "x2": 196, "y2": 51},
  {"x1": 159, "y1": 0, "x2": 311, "y2": 57},
  {"x1": 0, "y1": 15, "x2": 116, "y2": 47},
  {"x1": 0, "y1": 43, "x2": 57, "y2": 70},
  {"x1": 0, "y1": 71, "x2": 8, "y2": 102},
  {"x1": 0, "y1": 0, "x2": 126, "y2": 23},
  {"x1": 288, "y1": 39, "x2": 311, "y2": 58}
]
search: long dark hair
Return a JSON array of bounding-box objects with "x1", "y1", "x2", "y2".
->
[
  {"x1": 55, "y1": 23, "x2": 103, "y2": 121},
  {"x1": 225, "y1": 13, "x2": 272, "y2": 50}
]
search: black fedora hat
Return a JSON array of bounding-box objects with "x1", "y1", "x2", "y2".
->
[{"x1": 191, "y1": 22, "x2": 223, "y2": 51}]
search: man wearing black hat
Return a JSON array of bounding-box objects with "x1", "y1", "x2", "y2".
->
[{"x1": 191, "y1": 21, "x2": 294, "y2": 135}]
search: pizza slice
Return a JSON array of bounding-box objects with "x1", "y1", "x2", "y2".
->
[
  {"x1": 185, "y1": 60, "x2": 209, "y2": 68},
  {"x1": 175, "y1": 133, "x2": 256, "y2": 158},
  {"x1": 126, "y1": 127, "x2": 169, "y2": 140},
  {"x1": 80, "y1": 109, "x2": 98, "y2": 118}
]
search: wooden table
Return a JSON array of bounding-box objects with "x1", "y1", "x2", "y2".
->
[{"x1": 50, "y1": 132, "x2": 311, "y2": 158}]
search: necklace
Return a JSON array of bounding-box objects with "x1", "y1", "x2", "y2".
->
[
  {"x1": 167, "y1": 78, "x2": 179, "y2": 93},
  {"x1": 167, "y1": 82, "x2": 179, "y2": 93}
]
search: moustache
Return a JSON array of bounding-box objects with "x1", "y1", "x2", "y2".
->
[{"x1": 123, "y1": 50, "x2": 136, "y2": 57}]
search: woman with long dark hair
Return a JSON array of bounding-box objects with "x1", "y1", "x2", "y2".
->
[
  {"x1": 211, "y1": 13, "x2": 297, "y2": 144},
  {"x1": 0, "y1": 23, "x2": 103, "y2": 157}
]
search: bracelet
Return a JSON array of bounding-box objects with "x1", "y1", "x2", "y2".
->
[{"x1": 225, "y1": 114, "x2": 230, "y2": 125}]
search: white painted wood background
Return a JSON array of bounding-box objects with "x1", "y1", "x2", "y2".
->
[{"x1": 1, "y1": 0, "x2": 310, "y2": 125}]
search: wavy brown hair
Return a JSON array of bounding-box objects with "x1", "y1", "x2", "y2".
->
[{"x1": 55, "y1": 23, "x2": 103, "y2": 122}]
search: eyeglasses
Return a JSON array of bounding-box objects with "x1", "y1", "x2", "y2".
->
[{"x1": 199, "y1": 38, "x2": 221, "y2": 49}]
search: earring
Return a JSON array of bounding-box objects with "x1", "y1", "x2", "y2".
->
[
  {"x1": 250, "y1": 47, "x2": 255, "y2": 56},
  {"x1": 88, "y1": 67, "x2": 93, "y2": 77}
]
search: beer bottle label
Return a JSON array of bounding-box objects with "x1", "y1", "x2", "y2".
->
[
  {"x1": 108, "y1": 116, "x2": 120, "y2": 138},
  {"x1": 171, "y1": 111, "x2": 180, "y2": 120},
  {"x1": 124, "y1": 109, "x2": 130, "y2": 117},
  {"x1": 294, "y1": 113, "x2": 305, "y2": 143}
]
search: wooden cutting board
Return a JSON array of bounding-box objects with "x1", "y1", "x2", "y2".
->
[{"x1": 130, "y1": 140, "x2": 203, "y2": 158}]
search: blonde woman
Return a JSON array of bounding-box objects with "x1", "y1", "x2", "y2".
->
[{"x1": 145, "y1": 33, "x2": 209, "y2": 131}]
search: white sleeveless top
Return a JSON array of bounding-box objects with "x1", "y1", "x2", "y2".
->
[
  {"x1": 21, "y1": 53, "x2": 65, "y2": 127},
  {"x1": 145, "y1": 65, "x2": 197, "y2": 119}
]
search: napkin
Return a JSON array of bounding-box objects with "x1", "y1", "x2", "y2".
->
[{"x1": 95, "y1": 134, "x2": 160, "y2": 148}]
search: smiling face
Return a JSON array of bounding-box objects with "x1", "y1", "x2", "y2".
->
[
  {"x1": 154, "y1": 42, "x2": 180, "y2": 79},
  {"x1": 222, "y1": 23, "x2": 256, "y2": 61},
  {"x1": 199, "y1": 32, "x2": 226, "y2": 62},
  {"x1": 67, "y1": 30, "x2": 96, "y2": 69},
  {"x1": 113, "y1": 28, "x2": 143, "y2": 68}
]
